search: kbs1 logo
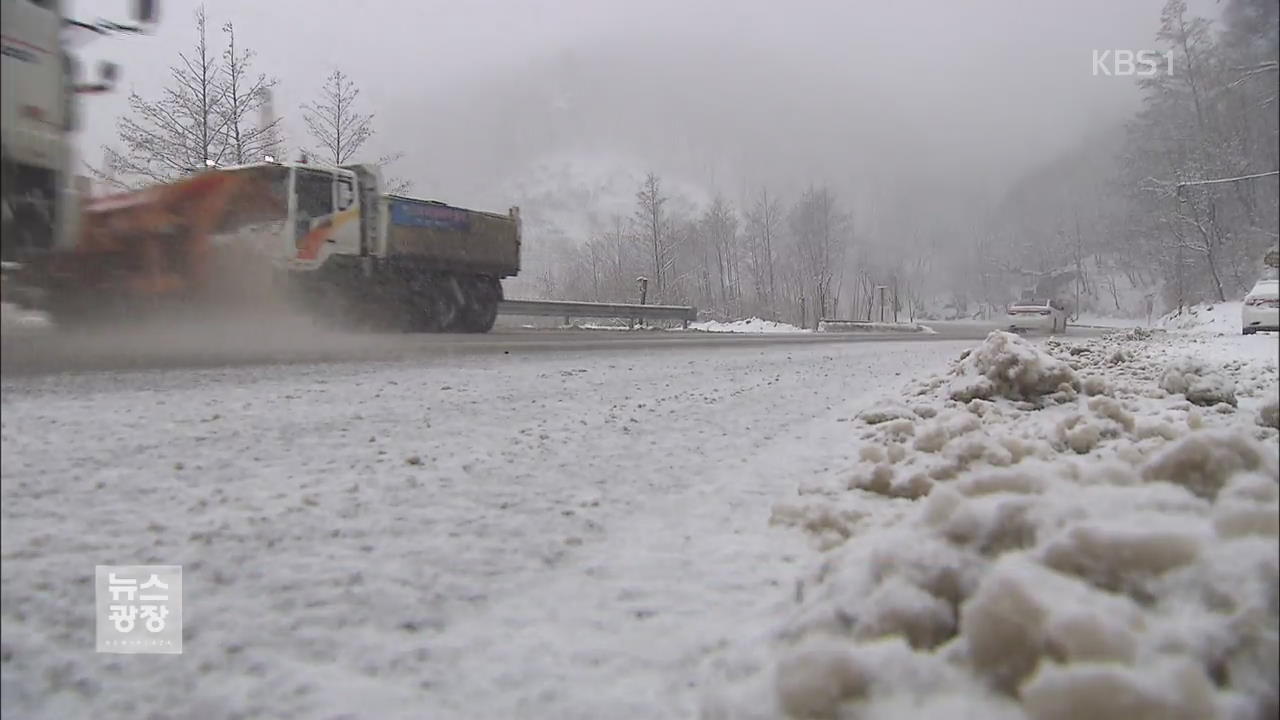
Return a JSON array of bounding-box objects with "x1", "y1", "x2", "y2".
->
[{"x1": 1092, "y1": 50, "x2": 1173, "y2": 77}]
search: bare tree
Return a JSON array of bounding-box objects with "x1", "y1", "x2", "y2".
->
[
  {"x1": 788, "y1": 185, "x2": 849, "y2": 326},
  {"x1": 300, "y1": 68, "x2": 412, "y2": 193},
  {"x1": 700, "y1": 195, "x2": 739, "y2": 314},
  {"x1": 634, "y1": 173, "x2": 668, "y2": 297},
  {"x1": 97, "y1": 5, "x2": 229, "y2": 187},
  {"x1": 301, "y1": 69, "x2": 373, "y2": 165},
  {"x1": 745, "y1": 187, "x2": 782, "y2": 318},
  {"x1": 218, "y1": 21, "x2": 282, "y2": 165}
]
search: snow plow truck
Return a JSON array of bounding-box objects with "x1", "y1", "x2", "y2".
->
[
  {"x1": 10, "y1": 160, "x2": 522, "y2": 333},
  {"x1": 3, "y1": 0, "x2": 517, "y2": 334}
]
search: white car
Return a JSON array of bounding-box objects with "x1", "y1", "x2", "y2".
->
[
  {"x1": 1241, "y1": 277, "x2": 1279, "y2": 335},
  {"x1": 1006, "y1": 299, "x2": 1068, "y2": 334}
]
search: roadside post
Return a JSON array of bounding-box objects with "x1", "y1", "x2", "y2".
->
[{"x1": 633, "y1": 276, "x2": 648, "y2": 329}]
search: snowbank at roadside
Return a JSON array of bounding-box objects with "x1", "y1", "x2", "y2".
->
[
  {"x1": 819, "y1": 320, "x2": 936, "y2": 334},
  {"x1": 702, "y1": 328, "x2": 1279, "y2": 720},
  {"x1": 1072, "y1": 313, "x2": 1147, "y2": 329},
  {"x1": 1160, "y1": 302, "x2": 1244, "y2": 335},
  {"x1": 690, "y1": 318, "x2": 811, "y2": 334},
  {"x1": 563, "y1": 321, "x2": 639, "y2": 331}
]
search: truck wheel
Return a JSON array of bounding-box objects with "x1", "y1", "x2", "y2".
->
[
  {"x1": 445, "y1": 275, "x2": 494, "y2": 333},
  {"x1": 464, "y1": 276, "x2": 500, "y2": 333},
  {"x1": 412, "y1": 275, "x2": 464, "y2": 333},
  {"x1": 440, "y1": 275, "x2": 477, "y2": 333}
]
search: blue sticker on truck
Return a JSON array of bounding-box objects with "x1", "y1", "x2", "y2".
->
[{"x1": 389, "y1": 201, "x2": 471, "y2": 231}]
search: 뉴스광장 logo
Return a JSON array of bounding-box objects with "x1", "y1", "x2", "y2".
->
[{"x1": 95, "y1": 565, "x2": 183, "y2": 654}]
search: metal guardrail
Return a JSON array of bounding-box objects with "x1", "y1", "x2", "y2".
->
[{"x1": 499, "y1": 299, "x2": 698, "y2": 327}]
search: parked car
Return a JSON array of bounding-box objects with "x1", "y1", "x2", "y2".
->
[
  {"x1": 1006, "y1": 298, "x2": 1068, "y2": 334},
  {"x1": 1241, "y1": 276, "x2": 1279, "y2": 335}
]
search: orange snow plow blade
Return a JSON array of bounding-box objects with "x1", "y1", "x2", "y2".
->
[
  {"x1": 77, "y1": 170, "x2": 273, "y2": 293},
  {"x1": 21, "y1": 167, "x2": 289, "y2": 323}
]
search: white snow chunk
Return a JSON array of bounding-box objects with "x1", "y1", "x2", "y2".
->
[
  {"x1": 947, "y1": 331, "x2": 1079, "y2": 403},
  {"x1": 1162, "y1": 357, "x2": 1238, "y2": 407},
  {"x1": 1021, "y1": 659, "x2": 1218, "y2": 720}
]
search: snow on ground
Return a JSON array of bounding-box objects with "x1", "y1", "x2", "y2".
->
[
  {"x1": 690, "y1": 318, "x2": 811, "y2": 334},
  {"x1": 699, "y1": 328, "x2": 1279, "y2": 720},
  {"x1": 1160, "y1": 301, "x2": 1246, "y2": 335},
  {"x1": 0, "y1": 338, "x2": 971, "y2": 719}
]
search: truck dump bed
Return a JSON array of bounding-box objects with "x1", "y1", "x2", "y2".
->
[{"x1": 383, "y1": 195, "x2": 520, "y2": 277}]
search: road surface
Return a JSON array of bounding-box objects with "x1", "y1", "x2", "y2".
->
[
  {"x1": 0, "y1": 318, "x2": 1107, "y2": 376},
  {"x1": 1, "y1": 328, "x2": 981, "y2": 719}
]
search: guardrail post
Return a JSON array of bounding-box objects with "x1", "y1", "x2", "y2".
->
[{"x1": 633, "y1": 276, "x2": 648, "y2": 329}]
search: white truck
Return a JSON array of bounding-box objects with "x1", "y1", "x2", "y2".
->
[{"x1": 1, "y1": 0, "x2": 156, "y2": 264}]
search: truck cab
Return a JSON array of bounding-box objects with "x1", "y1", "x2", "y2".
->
[{"x1": 202, "y1": 160, "x2": 371, "y2": 269}]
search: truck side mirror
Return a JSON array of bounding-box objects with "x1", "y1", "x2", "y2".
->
[{"x1": 133, "y1": 0, "x2": 159, "y2": 23}]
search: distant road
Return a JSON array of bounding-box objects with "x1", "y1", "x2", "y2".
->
[{"x1": 0, "y1": 321, "x2": 1111, "y2": 376}]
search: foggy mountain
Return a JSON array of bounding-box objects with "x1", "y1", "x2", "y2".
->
[
  {"x1": 386, "y1": 30, "x2": 1136, "y2": 211},
  {"x1": 76, "y1": 0, "x2": 1176, "y2": 211}
]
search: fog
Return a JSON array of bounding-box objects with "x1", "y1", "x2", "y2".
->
[{"x1": 73, "y1": 0, "x2": 1215, "y2": 211}]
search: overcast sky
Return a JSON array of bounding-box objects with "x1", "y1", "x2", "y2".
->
[{"x1": 71, "y1": 0, "x2": 1224, "y2": 208}]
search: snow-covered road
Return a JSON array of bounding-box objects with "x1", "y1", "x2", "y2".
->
[{"x1": 1, "y1": 339, "x2": 971, "y2": 719}]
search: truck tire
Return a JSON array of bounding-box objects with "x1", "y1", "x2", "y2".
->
[
  {"x1": 442, "y1": 275, "x2": 478, "y2": 333},
  {"x1": 459, "y1": 276, "x2": 500, "y2": 333},
  {"x1": 404, "y1": 274, "x2": 461, "y2": 333}
]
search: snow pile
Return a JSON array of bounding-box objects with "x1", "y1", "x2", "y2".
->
[
  {"x1": 1072, "y1": 313, "x2": 1147, "y2": 329},
  {"x1": 818, "y1": 320, "x2": 936, "y2": 334},
  {"x1": 946, "y1": 331, "x2": 1079, "y2": 403},
  {"x1": 702, "y1": 329, "x2": 1279, "y2": 720},
  {"x1": 690, "y1": 318, "x2": 811, "y2": 334},
  {"x1": 1160, "y1": 302, "x2": 1244, "y2": 335},
  {"x1": 1161, "y1": 357, "x2": 1237, "y2": 408}
]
